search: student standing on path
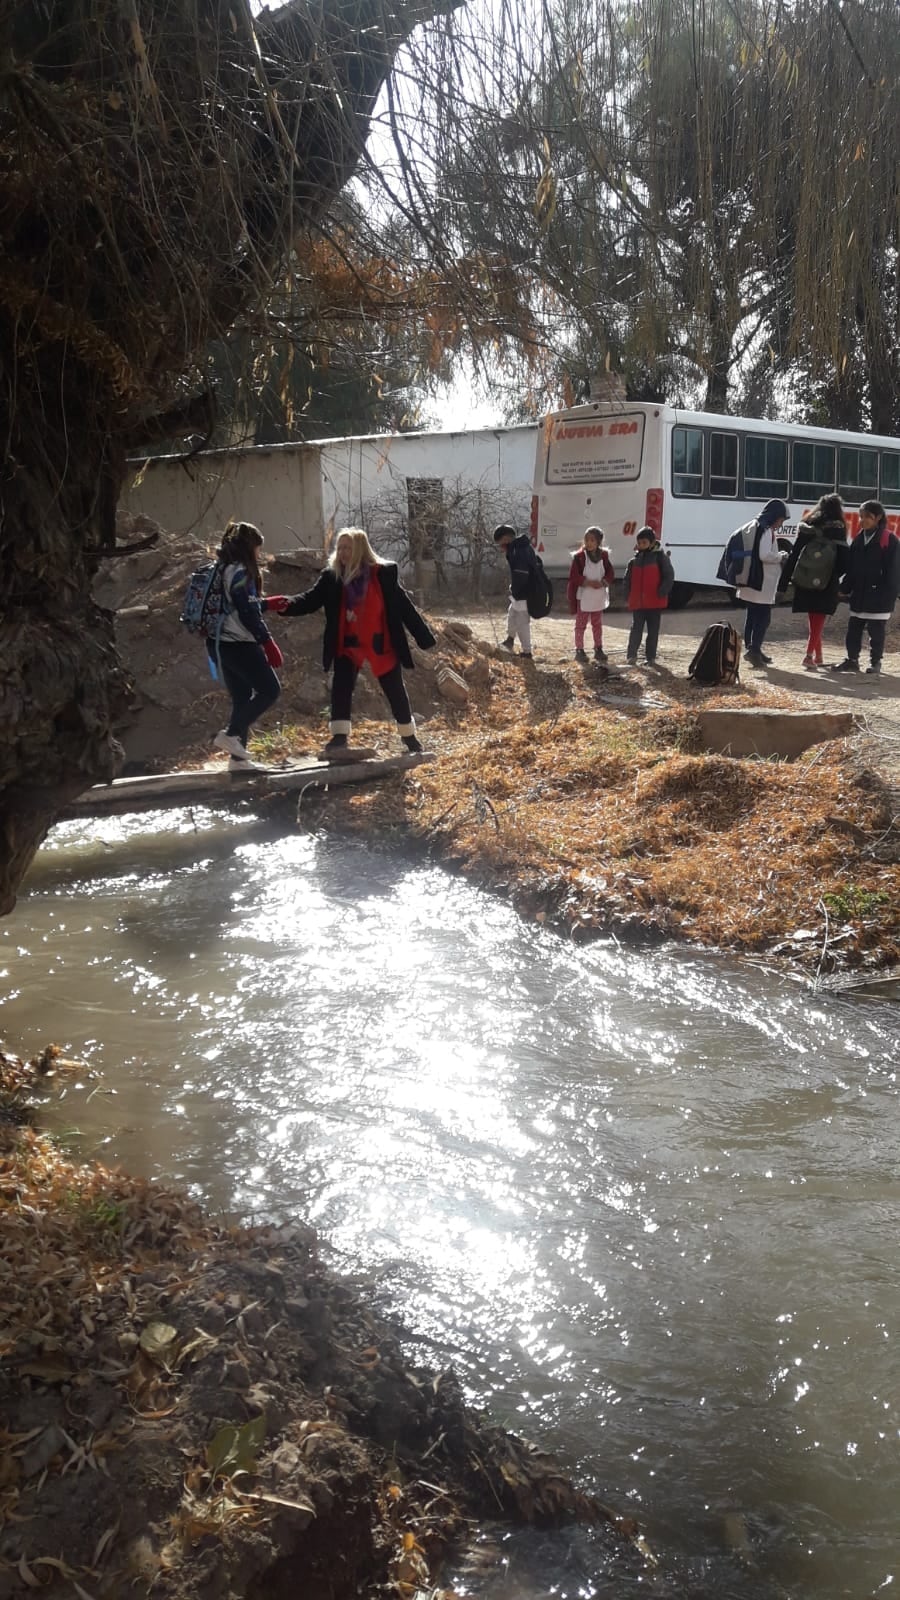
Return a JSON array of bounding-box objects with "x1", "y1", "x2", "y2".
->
[
  {"x1": 494, "y1": 522, "x2": 540, "y2": 657},
  {"x1": 831, "y1": 501, "x2": 900, "y2": 676},
  {"x1": 567, "y1": 526, "x2": 614, "y2": 663},
  {"x1": 275, "y1": 527, "x2": 435, "y2": 757},
  {"x1": 624, "y1": 526, "x2": 674, "y2": 666},
  {"x1": 779, "y1": 494, "x2": 848, "y2": 669},
  {"x1": 210, "y1": 520, "x2": 285, "y2": 770},
  {"x1": 733, "y1": 498, "x2": 789, "y2": 668}
]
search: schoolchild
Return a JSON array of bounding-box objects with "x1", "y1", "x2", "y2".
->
[
  {"x1": 831, "y1": 501, "x2": 900, "y2": 676},
  {"x1": 732, "y1": 498, "x2": 789, "y2": 667},
  {"x1": 210, "y1": 520, "x2": 285, "y2": 770},
  {"x1": 779, "y1": 493, "x2": 848, "y2": 669},
  {"x1": 493, "y1": 522, "x2": 540, "y2": 657},
  {"x1": 566, "y1": 526, "x2": 615, "y2": 662},
  {"x1": 275, "y1": 527, "x2": 436, "y2": 756},
  {"x1": 624, "y1": 526, "x2": 674, "y2": 666}
]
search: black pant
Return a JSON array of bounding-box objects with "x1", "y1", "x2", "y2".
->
[
  {"x1": 846, "y1": 616, "x2": 887, "y2": 665},
  {"x1": 743, "y1": 602, "x2": 772, "y2": 654},
  {"x1": 331, "y1": 655, "x2": 413, "y2": 728},
  {"x1": 215, "y1": 641, "x2": 280, "y2": 744},
  {"x1": 627, "y1": 609, "x2": 661, "y2": 661}
]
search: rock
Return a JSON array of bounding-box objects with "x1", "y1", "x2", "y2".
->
[
  {"x1": 270, "y1": 1441, "x2": 302, "y2": 1482},
  {"x1": 463, "y1": 655, "x2": 491, "y2": 688},
  {"x1": 441, "y1": 620, "x2": 473, "y2": 643},
  {"x1": 697, "y1": 708, "x2": 856, "y2": 760},
  {"x1": 436, "y1": 665, "x2": 469, "y2": 705},
  {"x1": 222, "y1": 1358, "x2": 251, "y2": 1390}
]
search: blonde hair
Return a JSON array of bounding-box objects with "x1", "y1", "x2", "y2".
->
[{"x1": 329, "y1": 526, "x2": 381, "y2": 583}]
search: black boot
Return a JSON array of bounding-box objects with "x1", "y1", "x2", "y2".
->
[{"x1": 403, "y1": 734, "x2": 423, "y2": 754}]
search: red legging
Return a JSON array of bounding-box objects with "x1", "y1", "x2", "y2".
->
[{"x1": 806, "y1": 613, "x2": 826, "y2": 660}]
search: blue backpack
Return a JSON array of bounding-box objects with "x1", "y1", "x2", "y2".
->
[
  {"x1": 181, "y1": 561, "x2": 230, "y2": 642},
  {"x1": 716, "y1": 529, "x2": 749, "y2": 587}
]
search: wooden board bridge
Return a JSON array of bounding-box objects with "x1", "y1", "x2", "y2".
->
[{"x1": 63, "y1": 751, "x2": 435, "y2": 819}]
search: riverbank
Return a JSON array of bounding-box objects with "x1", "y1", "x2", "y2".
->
[
  {"x1": 0, "y1": 1048, "x2": 640, "y2": 1600},
  {"x1": 238, "y1": 615, "x2": 900, "y2": 979},
  {"x1": 99, "y1": 525, "x2": 900, "y2": 978}
]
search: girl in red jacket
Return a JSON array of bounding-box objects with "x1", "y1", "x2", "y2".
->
[
  {"x1": 566, "y1": 526, "x2": 615, "y2": 663},
  {"x1": 624, "y1": 526, "x2": 675, "y2": 666}
]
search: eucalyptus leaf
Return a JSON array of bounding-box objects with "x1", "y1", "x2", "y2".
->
[{"x1": 139, "y1": 1322, "x2": 178, "y2": 1362}]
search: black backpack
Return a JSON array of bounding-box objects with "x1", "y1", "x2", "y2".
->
[
  {"x1": 688, "y1": 621, "x2": 741, "y2": 686},
  {"x1": 526, "y1": 553, "x2": 554, "y2": 619}
]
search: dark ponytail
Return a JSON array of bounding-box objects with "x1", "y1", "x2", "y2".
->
[{"x1": 219, "y1": 520, "x2": 264, "y2": 594}]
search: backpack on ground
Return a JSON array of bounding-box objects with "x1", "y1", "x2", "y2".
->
[
  {"x1": 688, "y1": 621, "x2": 741, "y2": 686},
  {"x1": 181, "y1": 561, "x2": 230, "y2": 641},
  {"x1": 526, "y1": 553, "x2": 554, "y2": 619},
  {"x1": 791, "y1": 532, "x2": 838, "y2": 592}
]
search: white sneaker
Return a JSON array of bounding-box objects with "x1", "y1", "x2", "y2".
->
[
  {"x1": 214, "y1": 730, "x2": 251, "y2": 760},
  {"x1": 229, "y1": 755, "x2": 264, "y2": 773}
]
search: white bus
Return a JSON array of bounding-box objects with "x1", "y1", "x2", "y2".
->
[{"x1": 530, "y1": 401, "x2": 900, "y2": 604}]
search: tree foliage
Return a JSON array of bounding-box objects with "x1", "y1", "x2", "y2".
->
[{"x1": 431, "y1": 0, "x2": 900, "y2": 426}]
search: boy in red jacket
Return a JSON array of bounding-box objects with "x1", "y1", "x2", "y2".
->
[{"x1": 624, "y1": 526, "x2": 675, "y2": 666}]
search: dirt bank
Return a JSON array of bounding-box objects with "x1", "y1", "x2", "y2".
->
[
  {"x1": 99, "y1": 520, "x2": 900, "y2": 976},
  {"x1": 0, "y1": 1050, "x2": 641, "y2": 1600}
]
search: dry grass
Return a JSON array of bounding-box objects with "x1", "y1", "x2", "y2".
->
[{"x1": 307, "y1": 648, "x2": 900, "y2": 971}]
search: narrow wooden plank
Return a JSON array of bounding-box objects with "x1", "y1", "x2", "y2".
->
[{"x1": 62, "y1": 752, "x2": 435, "y2": 818}]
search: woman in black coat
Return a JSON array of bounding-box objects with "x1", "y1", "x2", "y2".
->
[
  {"x1": 272, "y1": 527, "x2": 436, "y2": 758},
  {"x1": 780, "y1": 494, "x2": 849, "y2": 669},
  {"x1": 831, "y1": 501, "x2": 900, "y2": 676}
]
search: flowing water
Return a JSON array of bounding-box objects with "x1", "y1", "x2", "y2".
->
[{"x1": 3, "y1": 810, "x2": 899, "y2": 1599}]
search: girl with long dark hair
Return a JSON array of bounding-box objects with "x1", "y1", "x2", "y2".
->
[{"x1": 210, "y1": 520, "x2": 284, "y2": 769}]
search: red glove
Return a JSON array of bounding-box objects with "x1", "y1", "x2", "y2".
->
[
  {"x1": 264, "y1": 595, "x2": 290, "y2": 613},
  {"x1": 262, "y1": 638, "x2": 283, "y2": 669}
]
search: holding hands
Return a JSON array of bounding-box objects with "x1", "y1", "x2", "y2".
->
[{"x1": 264, "y1": 595, "x2": 291, "y2": 613}]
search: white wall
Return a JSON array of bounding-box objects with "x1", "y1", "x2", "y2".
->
[{"x1": 122, "y1": 425, "x2": 537, "y2": 555}]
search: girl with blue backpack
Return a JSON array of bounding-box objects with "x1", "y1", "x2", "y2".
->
[{"x1": 208, "y1": 521, "x2": 287, "y2": 770}]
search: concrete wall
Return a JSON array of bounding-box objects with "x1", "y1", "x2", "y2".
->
[{"x1": 122, "y1": 425, "x2": 537, "y2": 561}]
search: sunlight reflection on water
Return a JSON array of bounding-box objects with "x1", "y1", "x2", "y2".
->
[{"x1": 3, "y1": 809, "x2": 900, "y2": 1598}]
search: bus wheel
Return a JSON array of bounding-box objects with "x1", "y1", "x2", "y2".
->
[{"x1": 667, "y1": 582, "x2": 695, "y2": 610}]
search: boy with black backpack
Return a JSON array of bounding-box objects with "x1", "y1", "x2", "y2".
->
[{"x1": 493, "y1": 522, "x2": 541, "y2": 657}]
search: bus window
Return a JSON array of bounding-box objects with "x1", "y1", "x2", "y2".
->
[
  {"x1": 709, "y1": 432, "x2": 737, "y2": 497},
  {"x1": 792, "y1": 442, "x2": 835, "y2": 502},
  {"x1": 745, "y1": 435, "x2": 788, "y2": 500},
  {"x1": 672, "y1": 427, "x2": 703, "y2": 495},
  {"x1": 839, "y1": 445, "x2": 878, "y2": 501},
  {"x1": 880, "y1": 452, "x2": 900, "y2": 508}
]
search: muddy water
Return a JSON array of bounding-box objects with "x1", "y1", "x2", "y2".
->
[{"x1": 3, "y1": 811, "x2": 899, "y2": 1599}]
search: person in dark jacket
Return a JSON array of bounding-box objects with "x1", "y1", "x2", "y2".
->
[
  {"x1": 274, "y1": 527, "x2": 436, "y2": 757},
  {"x1": 831, "y1": 501, "x2": 900, "y2": 676},
  {"x1": 623, "y1": 526, "x2": 674, "y2": 666},
  {"x1": 779, "y1": 494, "x2": 848, "y2": 669},
  {"x1": 210, "y1": 520, "x2": 284, "y2": 770},
  {"x1": 493, "y1": 522, "x2": 539, "y2": 657}
]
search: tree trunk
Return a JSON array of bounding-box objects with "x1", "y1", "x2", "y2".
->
[
  {"x1": 0, "y1": 0, "x2": 463, "y2": 913},
  {"x1": 0, "y1": 345, "x2": 128, "y2": 913}
]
